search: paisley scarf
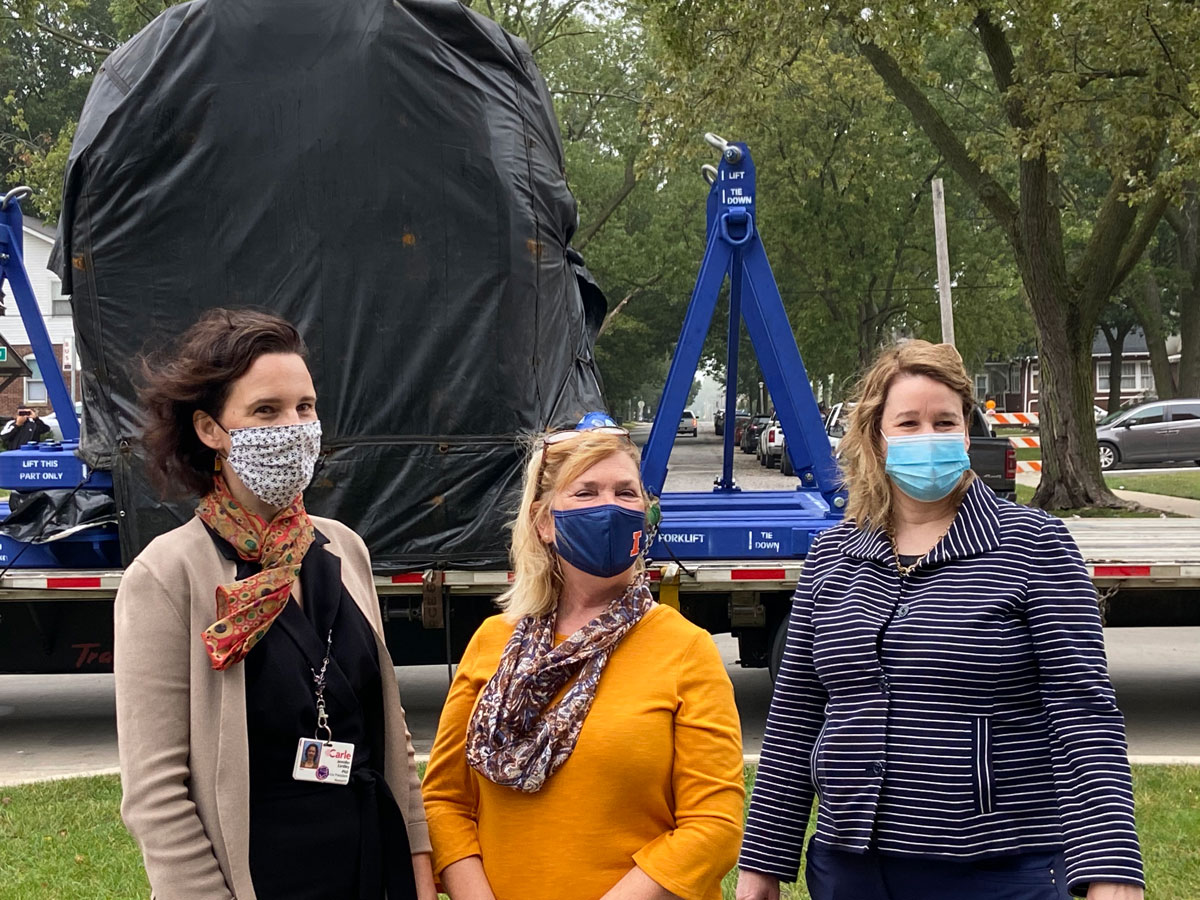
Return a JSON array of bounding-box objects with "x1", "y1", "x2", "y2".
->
[
  {"x1": 196, "y1": 477, "x2": 315, "y2": 670},
  {"x1": 465, "y1": 574, "x2": 655, "y2": 792}
]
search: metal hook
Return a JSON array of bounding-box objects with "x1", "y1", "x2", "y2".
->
[
  {"x1": 703, "y1": 133, "x2": 743, "y2": 165},
  {"x1": 701, "y1": 164, "x2": 718, "y2": 185},
  {"x1": 1, "y1": 186, "x2": 33, "y2": 211}
]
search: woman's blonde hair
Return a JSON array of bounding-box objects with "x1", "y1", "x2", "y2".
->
[
  {"x1": 839, "y1": 340, "x2": 976, "y2": 531},
  {"x1": 497, "y1": 431, "x2": 649, "y2": 621}
]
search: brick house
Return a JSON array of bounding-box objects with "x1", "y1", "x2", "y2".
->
[
  {"x1": 976, "y1": 330, "x2": 1182, "y2": 414},
  {"x1": 0, "y1": 216, "x2": 76, "y2": 421}
]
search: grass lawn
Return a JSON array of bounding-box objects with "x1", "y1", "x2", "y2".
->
[
  {"x1": 1105, "y1": 471, "x2": 1200, "y2": 501},
  {"x1": 3, "y1": 766, "x2": 1197, "y2": 899}
]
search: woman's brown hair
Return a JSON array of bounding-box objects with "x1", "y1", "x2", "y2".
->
[
  {"x1": 838, "y1": 340, "x2": 975, "y2": 531},
  {"x1": 138, "y1": 308, "x2": 307, "y2": 498}
]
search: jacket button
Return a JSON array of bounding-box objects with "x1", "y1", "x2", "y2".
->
[
  {"x1": 869, "y1": 761, "x2": 885, "y2": 776},
  {"x1": 878, "y1": 675, "x2": 889, "y2": 693},
  {"x1": 896, "y1": 603, "x2": 910, "y2": 618}
]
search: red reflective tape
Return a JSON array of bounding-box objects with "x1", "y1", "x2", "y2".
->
[
  {"x1": 46, "y1": 577, "x2": 103, "y2": 589},
  {"x1": 390, "y1": 573, "x2": 424, "y2": 584},
  {"x1": 1092, "y1": 565, "x2": 1151, "y2": 578},
  {"x1": 648, "y1": 570, "x2": 662, "y2": 581},
  {"x1": 731, "y1": 568, "x2": 788, "y2": 581}
]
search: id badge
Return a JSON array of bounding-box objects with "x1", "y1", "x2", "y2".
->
[{"x1": 292, "y1": 738, "x2": 354, "y2": 785}]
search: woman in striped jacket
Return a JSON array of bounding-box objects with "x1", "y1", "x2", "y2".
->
[{"x1": 736, "y1": 341, "x2": 1144, "y2": 900}]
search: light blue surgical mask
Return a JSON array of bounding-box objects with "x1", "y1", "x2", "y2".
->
[{"x1": 883, "y1": 432, "x2": 970, "y2": 502}]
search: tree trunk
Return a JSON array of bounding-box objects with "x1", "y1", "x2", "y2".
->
[
  {"x1": 1020, "y1": 257, "x2": 1125, "y2": 509},
  {"x1": 1100, "y1": 324, "x2": 1130, "y2": 412},
  {"x1": 1177, "y1": 193, "x2": 1200, "y2": 395},
  {"x1": 1130, "y1": 272, "x2": 1177, "y2": 399}
]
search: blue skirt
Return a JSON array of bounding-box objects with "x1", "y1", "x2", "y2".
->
[{"x1": 805, "y1": 839, "x2": 1073, "y2": 900}]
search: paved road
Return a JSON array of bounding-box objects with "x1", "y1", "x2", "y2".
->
[
  {"x1": 3, "y1": 427, "x2": 1196, "y2": 785},
  {"x1": 2, "y1": 626, "x2": 1196, "y2": 786},
  {"x1": 647, "y1": 425, "x2": 794, "y2": 493}
]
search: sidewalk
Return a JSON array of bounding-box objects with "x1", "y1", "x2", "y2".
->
[{"x1": 1016, "y1": 473, "x2": 1200, "y2": 517}]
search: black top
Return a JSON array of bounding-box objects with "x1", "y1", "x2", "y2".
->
[
  {"x1": 1, "y1": 417, "x2": 51, "y2": 450},
  {"x1": 207, "y1": 526, "x2": 415, "y2": 900}
]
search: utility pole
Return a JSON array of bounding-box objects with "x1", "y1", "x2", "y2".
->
[{"x1": 931, "y1": 177, "x2": 956, "y2": 346}]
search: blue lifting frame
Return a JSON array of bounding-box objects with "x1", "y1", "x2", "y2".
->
[
  {"x1": 0, "y1": 187, "x2": 80, "y2": 443},
  {"x1": 640, "y1": 136, "x2": 845, "y2": 560}
]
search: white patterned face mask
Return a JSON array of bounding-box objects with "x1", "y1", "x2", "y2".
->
[{"x1": 222, "y1": 420, "x2": 323, "y2": 508}]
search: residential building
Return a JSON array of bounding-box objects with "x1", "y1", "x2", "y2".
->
[
  {"x1": 977, "y1": 330, "x2": 1181, "y2": 414},
  {"x1": 0, "y1": 216, "x2": 75, "y2": 420}
]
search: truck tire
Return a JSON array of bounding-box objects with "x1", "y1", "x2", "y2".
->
[
  {"x1": 781, "y1": 451, "x2": 794, "y2": 476},
  {"x1": 769, "y1": 616, "x2": 789, "y2": 682},
  {"x1": 1099, "y1": 442, "x2": 1119, "y2": 471},
  {"x1": 768, "y1": 452, "x2": 779, "y2": 469}
]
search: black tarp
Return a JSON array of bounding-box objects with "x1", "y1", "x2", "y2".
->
[
  {"x1": 52, "y1": 0, "x2": 606, "y2": 570},
  {"x1": 0, "y1": 490, "x2": 118, "y2": 543}
]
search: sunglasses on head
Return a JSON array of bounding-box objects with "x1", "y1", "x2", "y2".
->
[
  {"x1": 534, "y1": 425, "x2": 633, "y2": 495},
  {"x1": 541, "y1": 425, "x2": 629, "y2": 447}
]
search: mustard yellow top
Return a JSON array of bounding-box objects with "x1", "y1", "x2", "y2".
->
[{"x1": 422, "y1": 604, "x2": 745, "y2": 900}]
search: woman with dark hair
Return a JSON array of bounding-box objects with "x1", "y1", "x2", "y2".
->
[{"x1": 114, "y1": 308, "x2": 436, "y2": 900}]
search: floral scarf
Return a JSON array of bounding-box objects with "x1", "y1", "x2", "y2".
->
[
  {"x1": 465, "y1": 574, "x2": 655, "y2": 792},
  {"x1": 196, "y1": 477, "x2": 315, "y2": 670}
]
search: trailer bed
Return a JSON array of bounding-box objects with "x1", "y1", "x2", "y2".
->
[{"x1": 2, "y1": 519, "x2": 1197, "y2": 600}]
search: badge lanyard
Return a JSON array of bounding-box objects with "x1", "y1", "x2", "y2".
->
[{"x1": 292, "y1": 628, "x2": 355, "y2": 785}]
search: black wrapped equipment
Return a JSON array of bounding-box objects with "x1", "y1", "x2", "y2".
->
[{"x1": 52, "y1": 0, "x2": 606, "y2": 569}]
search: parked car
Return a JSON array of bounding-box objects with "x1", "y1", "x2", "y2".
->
[
  {"x1": 732, "y1": 414, "x2": 752, "y2": 445},
  {"x1": 713, "y1": 409, "x2": 724, "y2": 434},
  {"x1": 757, "y1": 417, "x2": 785, "y2": 468},
  {"x1": 1095, "y1": 398, "x2": 1200, "y2": 470},
  {"x1": 740, "y1": 415, "x2": 771, "y2": 453},
  {"x1": 677, "y1": 409, "x2": 698, "y2": 437}
]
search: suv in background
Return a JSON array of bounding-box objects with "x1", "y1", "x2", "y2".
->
[
  {"x1": 757, "y1": 417, "x2": 785, "y2": 468},
  {"x1": 740, "y1": 414, "x2": 771, "y2": 453},
  {"x1": 677, "y1": 409, "x2": 698, "y2": 437},
  {"x1": 1096, "y1": 398, "x2": 1200, "y2": 470}
]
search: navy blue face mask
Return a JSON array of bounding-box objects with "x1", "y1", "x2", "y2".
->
[{"x1": 552, "y1": 504, "x2": 647, "y2": 578}]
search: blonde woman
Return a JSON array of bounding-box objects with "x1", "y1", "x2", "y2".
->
[
  {"x1": 423, "y1": 413, "x2": 744, "y2": 900},
  {"x1": 736, "y1": 341, "x2": 1144, "y2": 900}
]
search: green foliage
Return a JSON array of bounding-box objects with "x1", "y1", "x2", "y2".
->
[{"x1": 643, "y1": 0, "x2": 1200, "y2": 505}]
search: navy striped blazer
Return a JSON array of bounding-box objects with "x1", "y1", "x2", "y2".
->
[{"x1": 739, "y1": 479, "x2": 1144, "y2": 896}]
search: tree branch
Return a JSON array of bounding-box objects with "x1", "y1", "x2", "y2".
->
[
  {"x1": 551, "y1": 88, "x2": 643, "y2": 104},
  {"x1": 574, "y1": 155, "x2": 638, "y2": 251},
  {"x1": 1111, "y1": 190, "x2": 1170, "y2": 290},
  {"x1": 853, "y1": 38, "x2": 1019, "y2": 235},
  {"x1": 597, "y1": 273, "x2": 663, "y2": 338},
  {"x1": 29, "y1": 18, "x2": 112, "y2": 57},
  {"x1": 972, "y1": 10, "x2": 1030, "y2": 130}
]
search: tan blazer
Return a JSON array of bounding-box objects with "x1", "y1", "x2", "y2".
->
[{"x1": 114, "y1": 515, "x2": 431, "y2": 900}]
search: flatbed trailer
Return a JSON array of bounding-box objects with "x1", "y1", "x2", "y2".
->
[{"x1": 3, "y1": 518, "x2": 1198, "y2": 675}]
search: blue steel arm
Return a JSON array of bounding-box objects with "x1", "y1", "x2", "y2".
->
[
  {"x1": 719, "y1": 244, "x2": 742, "y2": 492},
  {"x1": 639, "y1": 226, "x2": 734, "y2": 497},
  {"x1": 737, "y1": 235, "x2": 843, "y2": 507},
  {"x1": 0, "y1": 190, "x2": 79, "y2": 441}
]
